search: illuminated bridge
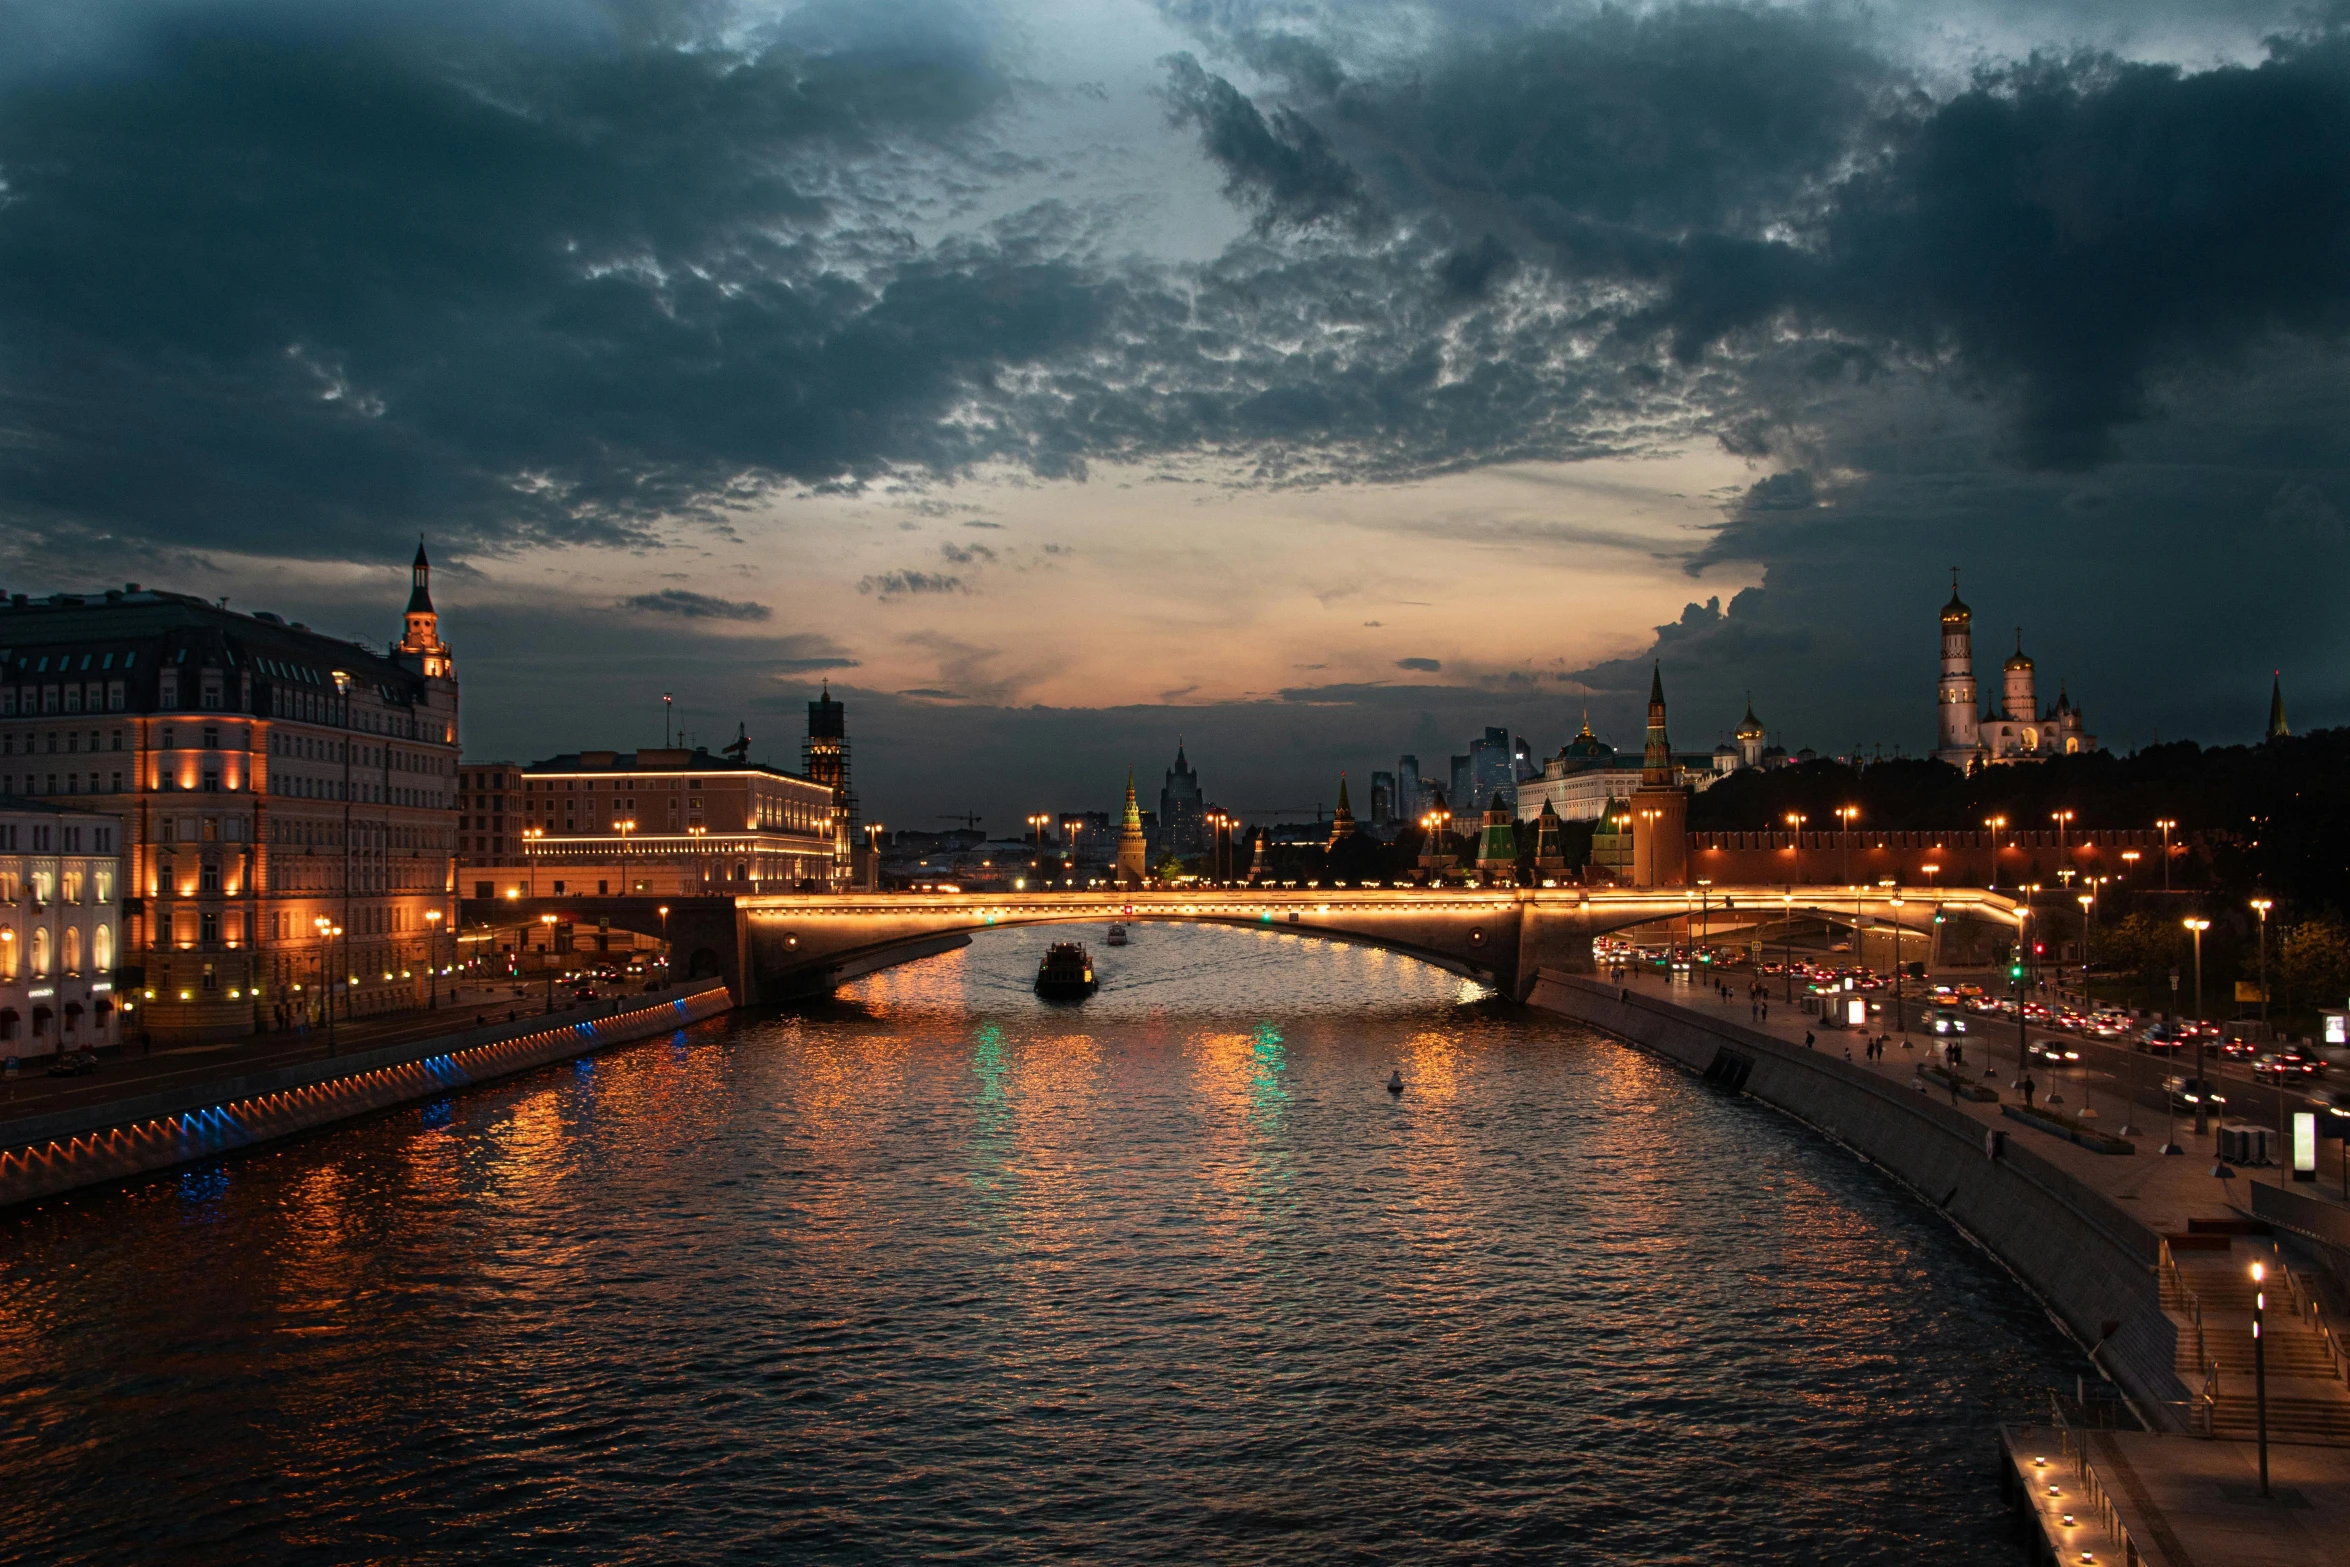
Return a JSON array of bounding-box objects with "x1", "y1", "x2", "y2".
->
[{"x1": 463, "y1": 886, "x2": 2027, "y2": 1004}]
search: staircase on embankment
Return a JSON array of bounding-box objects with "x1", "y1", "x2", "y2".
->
[{"x1": 2163, "y1": 1235, "x2": 2350, "y2": 1445}]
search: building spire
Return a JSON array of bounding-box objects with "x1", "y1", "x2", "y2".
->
[
  {"x1": 2269, "y1": 671, "x2": 2291, "y2": 741},
  {"x1": 1642, "y1": 663, "x2": 1673, "y2": 786}
]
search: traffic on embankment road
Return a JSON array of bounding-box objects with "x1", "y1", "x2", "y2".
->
[{"x1": 1609, "y1": 943, "x2": 2346, "y2": 1185}]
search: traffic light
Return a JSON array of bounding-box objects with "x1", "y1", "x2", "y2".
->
[
  {"x1": 2032, "y1": 942, "x2": 2045, "y2": 956},
  {"x1": 2009, "y1": 962, "x2": 2025, "y2": 981}
]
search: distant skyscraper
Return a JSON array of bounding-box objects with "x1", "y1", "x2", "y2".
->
[
  {"x1": 1158, "y1": 739, "x2": 1206, "y2": 858},
  {"x1": 1469, "y1": 726, "x2": 1516, "y2": 812},
  {"x1": 1448, "y1": 754, "x2": 1471, "y2": 811},
  {"x1": 1512, "y1": 734, "x2": 1536, "y2": 783},
  {"x1": 1398, "y1": 755, "x2": 1425, "y2": 817},
  {"x1": 1369, "y1": 770, "x2": 1396, "y2": 835}
]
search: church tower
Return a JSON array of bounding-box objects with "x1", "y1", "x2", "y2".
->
[
  {"x1": 2002, "y1": 631, "x2": 2037, "y2": 723},
  {"x1": 1934, "y1": 573, "x2": 1978, "y2": 766},
  {"x1": 1116, "y1": 771, "x2": 1149, "y2": 888},
  {"x1": 2269, "y1": 672, "x2": 2291, "y2": 741},
  {"x1": 395, "y1": 539, "x2": 453, "y2": 679}
]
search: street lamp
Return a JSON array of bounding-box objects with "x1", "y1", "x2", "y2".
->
[
  {"x1": 2050, "y1": 808, "x2": 2075, "y2": 878},
  {"x1": 313, "y1": 915, "x2": 343, "y2": 1052},
  {"x1": 1982, "y1": 814, "x2": 2008, "y2": 890},
  {"x1": 2157, "y1": 819, "x2": 2177, "y2": 893},
  {"x1": 1782, "y1": 890, "x2": 1796, "y2": 1005},
  {"x1": 2253, "y1": 1260, "x2": 2272, "y2": 1498},
  {"x1": 658, "y1": 905, "x2": 670, "y2": 981},
  {"x1": 2121, "y1": 849, "x2": 2141, "y2": 881},
  {"x1": 1835, "y1": 805, "x2": 1860, "y2": 886},
  {"x1": 2251, "y1": 896, "x2": 2274, "y2": 1029},
  {"x1": 540, "y1": 912, "x2": 559, "y2": 1013},
  {"x1": 1784, "y1": 811, "x2": 1807, "y2": 885},
  {"x1": 2185, "y1": 916, "x2": 2212, "y2": 1134},
  {"x1": 2077, "y1": 892, "x2": 2093, "y2": 1009},
  {"x1": 523, "y1": 825, "x2": 544, "y2": 897},
  {"x1": 425, "y1": 908, "x2": 443, "y2": 1008},
  {"x1": 1890, "y1": 890, "x2": 1905, "y2": 1041}
]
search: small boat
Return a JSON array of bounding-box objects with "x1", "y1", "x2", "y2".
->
[
  {"x1": 1105, "y1": 923, "x2": 1128, "y2": 947},
  {"x1": 1035, "y1": 940, "x2": 1099, "y2": 1000},
  {"x1": 1386, "y1": 1071, "x2": 1404, "y2": 1095}
]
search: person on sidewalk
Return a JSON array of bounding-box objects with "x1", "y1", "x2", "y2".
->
[
  {"x1": 2022, "y1": 1074, "x2": 2036, "y2": 1109},
  {"x1": 1805, "y1": 1031, "x2": 1815, "y2": 1050}
]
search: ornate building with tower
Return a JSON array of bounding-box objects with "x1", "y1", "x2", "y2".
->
[{"x1": 1934, "y1": 576, "x2": 2097, "y2": 770}]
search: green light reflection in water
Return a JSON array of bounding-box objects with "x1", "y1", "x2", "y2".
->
[{"x1": 967, "y1": 1020, "x2": 1008, "y2": 1200}]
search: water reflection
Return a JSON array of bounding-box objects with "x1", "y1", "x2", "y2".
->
[{"x1": 0, "y1": 923, "x2": 2092, "y2": 1565}]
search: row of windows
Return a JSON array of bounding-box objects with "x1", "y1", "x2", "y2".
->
[
  {"x1": 0, "y1": 824, "x2": 112, "y2": 853},
  {"x1": 4, "y1": 772, "x2": 123, "y2": 799},
  {"x1": 3, "y1": 730, "x2": 124, "y2": 754},
  {"x1": 1, "y1": 683, "x2": 127, "y2": 715},
  {"x1": 0, "y1": 922, "x2": 113, "y2": 979},
  {"x1": 0, "y1": 867, "x2": 114, "y2": 901}
]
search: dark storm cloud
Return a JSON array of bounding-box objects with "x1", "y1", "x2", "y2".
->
[
  {"x1": 619, "y1": 589, "x2": 772, "y2": 622},
  {"x1": 1395, "y1": 656, "x2": 1442, "y2": 672},
  {"x1": 1160, "y1": 52, "x2": 1367, "y2": 229},
  {"x1": 0, "y1": 0, "x2": 1105, "y2": 557},
  {"x1": 1163, "y1": 6, "x2": 2350, "y2": 469}
]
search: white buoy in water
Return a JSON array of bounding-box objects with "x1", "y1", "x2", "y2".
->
[{"x1": 1386, "y1": 1071, "x2": 1404, "y2": 1094}]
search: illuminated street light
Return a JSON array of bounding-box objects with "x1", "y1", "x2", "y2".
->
[
  {"x1": 2251, "y1": 897, "x2": 2274, "y2": 1028},
  {"x1": 1784, "y1": 811, "x2": 1808, "y2": 885},
  {"x1": 2156, "y1": 819, "x2": 2177, "y2": 893},
  {"x1": 2185, "y1": 916, "x2": 2212, "y2": 1134},
  {"x1": 424, "y1": 908, "x2": 443, "y2": 1008}
]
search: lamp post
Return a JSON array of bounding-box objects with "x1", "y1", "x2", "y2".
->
[
  {"x1": 1696, "y1": 877, "x2": 1712, "y2": 951},
  {"x1": 2185, "y1": 916, "x2": 2212, "y2": 1134},
  {"x1": 1982, "y1": 814, "x2": 2008, "y2": 890},
  {"x1": 541, "y1": 912, "x2": 558, "y2": 1013},
  {"x1": 2050, "y1": 808, "x2": 2074, "y2": 883},
  {"x1": 313, "y1": 914, "x2": 339, "y2": 1051},
  {"x1": 1890, "y1": 891, "x2": 1905, "y2": 1041},
  {"x1": 1783, "y1": 891, "x2": 1796, "y2": 1005},
  {"x1": 2077, "y1": 892, "x2": 2094, "y2": 1011},
  {"x1": 1921, "y1": 862, "x2": 1943, "y2": 968},
  {"x1": 2251, "y1": 896, "x2": 2273, "y2": 1029},
  {"x1": 1835, "y1": 804, "x2": 1859, "y2": 887},
  {"x1": 2121, "y1": 849, "x2": 2140, "y2": 882},
  {"x1": 865, "y1": 822, "x2": 886, "y2": 891},
  {"x1": 2253, "y1": 1259, "x2": 2272, "y2": 1498},
  {"x1": 2015, "y1": 908, "x2": 2030, "y2": 1085},
  {"x1": 2157, "y1": 818, "x2": 2176, "y2": 893},
  {"x1": 657, "y1": 904, "x2": 670, "y2": 982},
  {"x1": 523, "y1": 825, "x2": 543, "y2": 897},
  {"x1": 1784, "y1": 811, "x2": 1807, "y2": 885},
  {"x1": 425, "y1": 908, "x2": 442, "y2": 1008}
]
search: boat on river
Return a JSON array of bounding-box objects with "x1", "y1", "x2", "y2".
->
[
  {"x1": 1035, "y1": 941, "x2": 1099, "y2": 1000},
  {"x1": 1105, "y1": 923, "x2": 1128, "y2": 947}
]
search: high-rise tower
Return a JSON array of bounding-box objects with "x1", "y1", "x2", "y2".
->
[
  {"x1": 1631, "y1": 665, "x2": 1688, "y2": 886},
  {"x1": 1934, "y1": 573, "x2": 1981, "y2": 767},
  {"x1": 804, "y1": 681, "x2": 855, "y2": 886}
]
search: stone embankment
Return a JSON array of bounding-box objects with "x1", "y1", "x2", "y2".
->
[
  {"x1": 1529, "y1": 968, "x2": 2191, "y2": 1419},
  {"x1": 0, "y1": 979, "x2": 734, "y2": 1209}
]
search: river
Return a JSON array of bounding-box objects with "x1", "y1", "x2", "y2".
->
[{"x1": 0, "y1": 923, "x2": 2087, "y2": 1563}]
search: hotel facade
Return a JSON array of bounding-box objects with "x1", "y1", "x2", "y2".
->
[{"x1": 0, "y1": 549, "x2": 460, "y2": 1041}]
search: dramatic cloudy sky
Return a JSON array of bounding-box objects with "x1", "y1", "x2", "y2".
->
[{"x1": 3, "y1": 0, "x2": 2344, "y2": 826}]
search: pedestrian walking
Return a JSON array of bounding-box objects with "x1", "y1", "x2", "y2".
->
[
  {"x1": 1805, "y1": 1031, "x2": 1815, "y2": 1050},
  {"x1": 2022, "y1": 1074, "x2": 2036, "y2": 1109}
]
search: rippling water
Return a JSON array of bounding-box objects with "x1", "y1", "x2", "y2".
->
[{"x1": 0, "y1": 925, "x2": 2082, "y2": 1563}]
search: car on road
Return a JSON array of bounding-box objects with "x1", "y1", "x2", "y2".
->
[
  {"x1": 44, "y1": 1049, "x2": 97, "y2": 1077},
  {"x1": 2253, "y1": 1050, "x2": 2326, "y2": 1082},
  {"x1": 2028, "y1": 1040, "x2": 2082, "y2": 1066},
  {"x1": 1928, "y1": 1007, "x2": 1970, "y2": 1036},
  {"x1": 2163, "y1": 1075, "x2": 2228, "y2": 1113},
  {"x1": 2139, "y1": 1024, "x2": 2186, "y2": 1055}
]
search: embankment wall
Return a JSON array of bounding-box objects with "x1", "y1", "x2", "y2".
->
[
  {"x1": 1528, "y1": 970, "x2": 2191, "y2": 1427},
  {"x1": 0, "y1": 981, "x2": 735, "y2": 1210}
]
